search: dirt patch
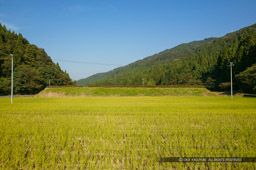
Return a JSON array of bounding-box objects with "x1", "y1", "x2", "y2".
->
[{"x1": 36, "y1": 92, "x2": 66, "y2": 97}]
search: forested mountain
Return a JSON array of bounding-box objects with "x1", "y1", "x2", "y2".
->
[
  {"x1": 78, "y1": 38, "x2": 216, "y2": 86},
  {"x1": 0, "y1": 24, "x2": 72, "y2": 95},
  {"x1": 77, "y1": 68, "x2": 122, "y2": 86},
  {"x1": 79, "y1": 24, "x2": 256, "y2": 93}
]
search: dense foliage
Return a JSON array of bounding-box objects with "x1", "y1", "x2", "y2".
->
[
  {"x1": 81, "y1": 24, "x2": 256, "y2": 93},
  {"x1": 0, "y1": 24, "x2": 72, "y2": 95}
]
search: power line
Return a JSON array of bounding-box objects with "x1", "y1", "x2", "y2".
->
[
  {"x1": 52, "y1": 58, "x2": 122, "y2": 67},
  {"x1": 11, "y1": 54, "x2": 13, "y2": 103},
  {"x1": 1, "y1": 53, "x2": 123, "y2": 67}
]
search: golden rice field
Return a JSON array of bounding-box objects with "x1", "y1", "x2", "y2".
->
[{"x1": 0, "y1": 96, "x2": 255, "y2": 169}]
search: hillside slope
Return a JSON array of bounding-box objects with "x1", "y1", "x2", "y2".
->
[
  {"x1": 77, "y1": 68, "x2": 122, "y2": 86},
  {"x1": 79, "y1": 24, "x2": 256, "y2": 93},
  {"x1": 78, "y1": 38, "x2": 216, "y2": 85},
  {"x1": 0, "y1": 24, "x2": 72, "y2": 95}
]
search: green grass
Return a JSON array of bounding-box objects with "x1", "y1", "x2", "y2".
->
[
  {"x1": 0, "y1": 96, "x2": 256, "y2": 169},
  {"x1": 38, "y1": 87, "x2": 214, "y2": 96}
]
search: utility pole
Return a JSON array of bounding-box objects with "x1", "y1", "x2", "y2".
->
[
  {"x1": 142, "y1": 78, "x2": 144, "y2": 86},
  {"x1": 228, "y1": 62, "x2": 234, "y2": 99},
  {"x1": 11, "y1": 54, "x2": 13, "y2": 103}
]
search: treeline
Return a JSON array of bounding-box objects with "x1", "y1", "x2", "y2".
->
[
  {"x1": 0, "y1": 24, "x2": 72, "y2": 95},
  {"x1": 87, "y1": 24, "x2": 256, "y2": 93}
]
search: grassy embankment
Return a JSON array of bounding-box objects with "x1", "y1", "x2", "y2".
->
[{"x1": 37, "y1": 87, "x2": 215, "y2": 97}]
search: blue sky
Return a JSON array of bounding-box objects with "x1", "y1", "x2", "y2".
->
[{"x1": 0, "y1": 0, "x2": 256, "y2": 80}]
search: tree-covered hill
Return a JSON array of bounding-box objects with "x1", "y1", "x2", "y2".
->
[
  {"x1": 77, "y1": 68, "x2": 122, "y2": 86},
  {"x1": 79, "y1": 24, "x2": 256, "y2": 93},
  {"x1": 78, "y1": 38, "x2": 216, "y2": 86},
  {"x1": 0, "y1": 24, "x2": 72, "y2": 95}
]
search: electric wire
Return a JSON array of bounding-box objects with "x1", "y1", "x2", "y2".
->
[{"x1": 52, "y1": 58, "x2": 122, "y2": 67}]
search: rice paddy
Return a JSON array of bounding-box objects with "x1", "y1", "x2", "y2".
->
[{"x1": 0, "y1": 96, "x2": 255, "y2": 169}]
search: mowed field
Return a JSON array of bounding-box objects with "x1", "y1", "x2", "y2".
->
[{"x1": 0, "y1": 96, "x2": 256, "y2": 169}]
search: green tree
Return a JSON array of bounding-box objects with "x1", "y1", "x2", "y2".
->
[
  {"x1": 0, "y1": 77, "x2": 10, "y2": 95},
  {"x1": 147, "y1": 79, "x2": 156, "y2": 86},
  {"x1": 14, "y1": 65, "x2": 44, "y2": 94},
  {"x1": 236, "y1": 65, "x2": 256, "y2": 93}
]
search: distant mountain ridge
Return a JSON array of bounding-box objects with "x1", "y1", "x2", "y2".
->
[
  {"x1": 78, "y1": 37, "x2": 216, "y2": 86},
  {"x1": 78, "y1": 24, "x2": 256, "y2": 93},
  {"x1": 77, "y1": 69, "x2": 120, "y2": 86}
]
